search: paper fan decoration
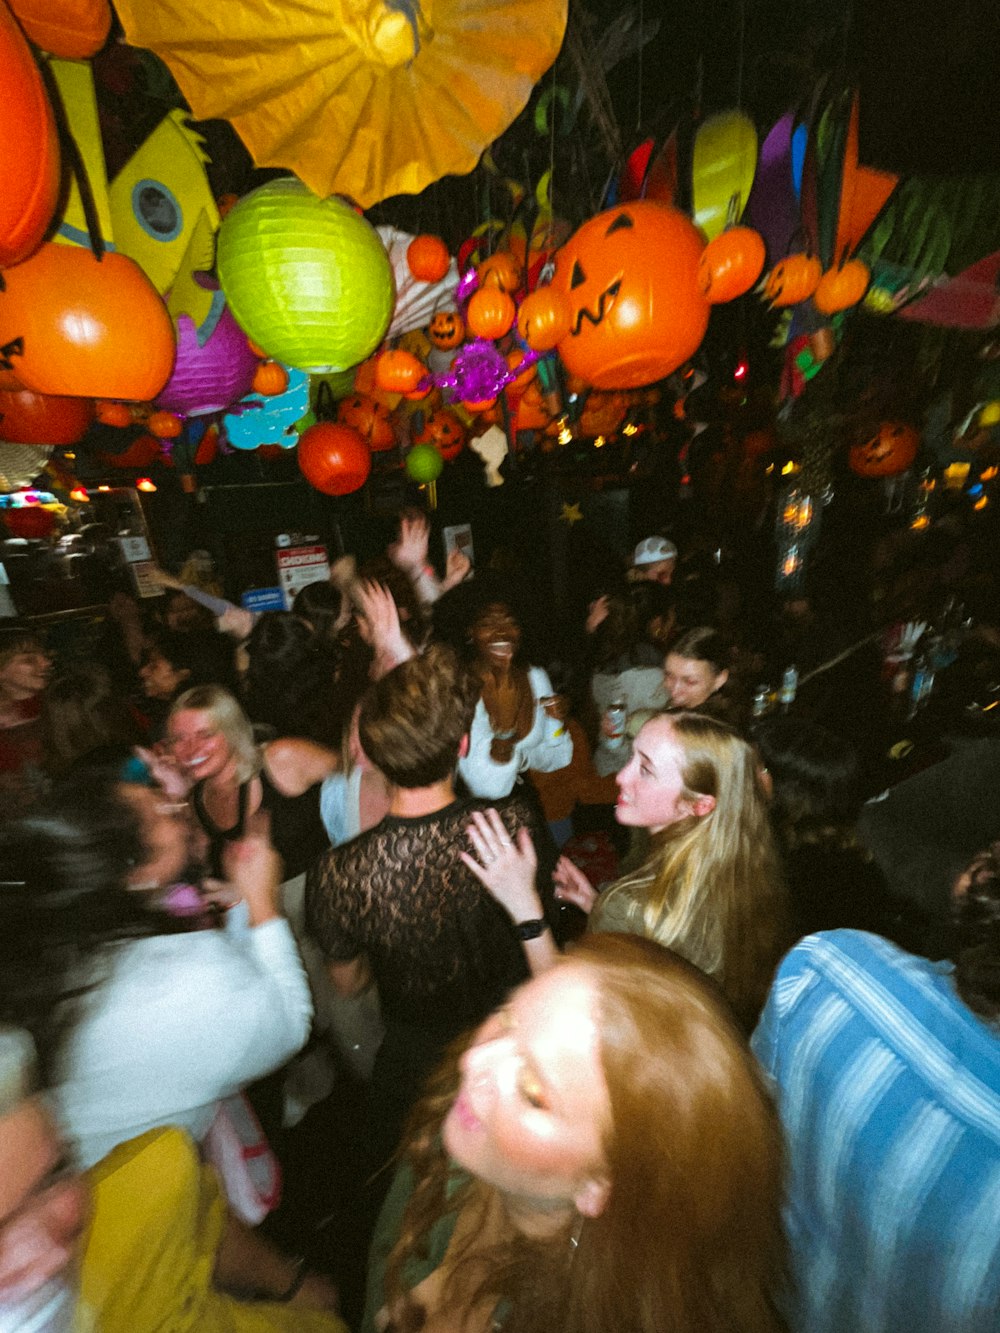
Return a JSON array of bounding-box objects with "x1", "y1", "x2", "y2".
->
[
  {"x1": 377, "y1": 226, "x2": 459, "y2": 340},
  {"x1": 113, "y1": 0, "x2": 569, "y2": 208},
  {"x1": 0, "y1": 443, "x2": 52, "y2": 493}
]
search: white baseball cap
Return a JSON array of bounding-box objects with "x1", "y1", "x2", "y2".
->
[{"x1": 633, "y1": 536, "x2": 678, "y2": 567}]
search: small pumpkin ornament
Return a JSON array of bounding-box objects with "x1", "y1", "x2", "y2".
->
[
  {"x1": 297, "y1": 421, "x2": 372, "y2": 495},
  {"x1": 848, "y1": 421, "x2": 920, "y2": 478},
  {"x1": 252, "y1": 361, "x2": 290, "y2": 397},
  {"x1": 516, "y1": 288, "x2": 571, "y2": 352},
  {"x1": 337, "y1": 392, "x2": 395, "y2": 451},
  {"x1": 95, "y1": 401, "x2": 134, "y2": 428},
  {"x1": 147, "y1": 410, "x2": 183, "y2": 439},
  {"x1": 763, "y1": 253, "x2": 823, "y2": 307},
  {"x1": 697, "y1": 227, "x2": 766, "y2": 304},
  {"x1": 375, "y1": 349, "x2": 430, "y2": 398},
  {"x1": 466, "y1": 287, "x2": 516, "y2": 341},
  {"x1": 407, "y1": 234, "x2": 450, "y2": 283},
  {"x1": 813, "y1": 258, "x2": 870, "y2": 315},
  {"x1": 547, "y1": 202, "x2": 710, "y2": 390},
  {"x1": 417, "y1": 408, "x2": 466, "y2": 461},
  {"x1": 477, "y1": 251, "x2": 522, "y2": 293},
  {"x1": 0, "y1": 244, "x2": 176, "y2": 400},
  {"x1": 428, "y1": 310, "x2": 465, "y2": 351}
]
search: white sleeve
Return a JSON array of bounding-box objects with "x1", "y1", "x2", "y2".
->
[
  {"x1": 458, "y1": 698, "x2": 521, "y2": 798},
  {"x1": 516, "y1": 669, "x2": 574, "y2": 774}
]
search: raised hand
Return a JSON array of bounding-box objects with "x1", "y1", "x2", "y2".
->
[{"x1": 553, "y1": 856, "x2": 598, "y2": 914}]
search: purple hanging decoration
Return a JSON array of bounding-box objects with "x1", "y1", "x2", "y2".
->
[
  {"x1": 437, "y1": 338, "x2": 540, "y2": 403},
  {"x1": 454, "y1": 265, "x2": 480, "y2": 308}
]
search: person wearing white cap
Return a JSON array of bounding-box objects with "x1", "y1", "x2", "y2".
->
[{"x1": 631, "y1": 536, "x2": 678, "y2": 586}]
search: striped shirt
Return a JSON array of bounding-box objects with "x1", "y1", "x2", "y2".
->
[{"x1": 753, "y1": 930, "x2": 1000, "y2": 1333}]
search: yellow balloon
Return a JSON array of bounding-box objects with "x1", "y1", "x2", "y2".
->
[{"x1": 979, "y1": 401, "x2": 1000, "y2": 427}]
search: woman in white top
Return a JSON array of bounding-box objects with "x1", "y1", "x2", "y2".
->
[
  {"x1": 0, "y1": 759, "x2": 312, "y2": 1168},
  {"x1": 458, "y1": 600, "x2": 573, "y2": 800}
]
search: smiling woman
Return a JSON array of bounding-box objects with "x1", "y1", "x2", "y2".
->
[
  {"x1": 364, "y1": 933, "x2": 785, "y2": 1333},
  {"x1": 458, "y1": 600, "x2": 573, "y2": 800}
]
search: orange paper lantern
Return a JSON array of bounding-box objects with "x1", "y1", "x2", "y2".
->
[
  {"x1": 0, "y1": 245, "x2": 176, "y2": 401},
  {"x1": 407, "y1": 234, "x2": 450, "y2": 283}
]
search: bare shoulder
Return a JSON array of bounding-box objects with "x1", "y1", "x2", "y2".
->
[{"x1": 263, "y1": 737, "x2": 337, "y2": 794}]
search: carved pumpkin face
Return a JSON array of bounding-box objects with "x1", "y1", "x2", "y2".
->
[
  {"x1": 337, "y1": 392, "x2": 395, "y2": 451},
  {"x1": 478, "y1": 251, "x2": 522, "y2": 293},
  {"x1": 548, "y1": 202, "x2": 709, "y2": 390},
  {"x1": 428, "y1": 310, "x2": 465, "y2": 350},
  {"x1": 417, "y1": 408, "x2": 466, "y2": 461},
  {"x1": 763, "y1": 254, "x2": 822, "y2": 308},
  {"x1": 849, "y1": 421, "x2": 920, "y2": 478}
]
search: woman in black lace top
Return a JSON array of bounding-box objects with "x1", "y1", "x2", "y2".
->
[{"x1": 306, "y1": 646, "x2": 558, "y2": 1181}]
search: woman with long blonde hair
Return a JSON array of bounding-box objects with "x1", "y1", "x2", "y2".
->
[
  {"x1": 466, "y1": 711, "x2": 788, "y2": 1030},
  {"x1": 363, "y1": 933, "x2": 785, "y2": 1333}
]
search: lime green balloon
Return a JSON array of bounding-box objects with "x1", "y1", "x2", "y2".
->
[
  {"x1": 217, "y1": 179, "x2": 395, "y2": 374},
  {"x1": 405, "y1": 443, "x2": 444, "y2": 483}
]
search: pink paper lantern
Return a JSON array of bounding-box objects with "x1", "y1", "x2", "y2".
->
[{"x1": 155, "y1": 303, "x2": 259, "y2": 417}]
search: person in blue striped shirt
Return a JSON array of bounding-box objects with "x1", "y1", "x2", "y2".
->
[{"x1": 753, "y1": 842, "x2": 1000, "y2": 1333}]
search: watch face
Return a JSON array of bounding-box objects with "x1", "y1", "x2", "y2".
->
[{"x1": 516, "y1": 918, "x2": 546, "y2": 940}]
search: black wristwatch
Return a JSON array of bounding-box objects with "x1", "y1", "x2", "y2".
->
[{"x1": 515, "y1": 918, "x2": 548, "y2": 940}]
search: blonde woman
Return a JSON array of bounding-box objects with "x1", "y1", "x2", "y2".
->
[{"x1": 466, "y1": 711, "x2": 788, "y2": 1030}]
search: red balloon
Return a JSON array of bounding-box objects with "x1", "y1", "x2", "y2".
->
[
  {"x1": 297, "y1": 422, "x2": 371, "y2": 496},
  {"x1": 99, "y1": 432, "x2": 161, "y2": 469},
  {"x1": 0, "y1": 388, "x2": 94, "y2": 445}
]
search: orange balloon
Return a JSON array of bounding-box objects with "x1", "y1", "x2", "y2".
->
[
  {"x1": 0, "y1": 1, "x2": 61, "y2": 267},
  {"x1": 0, "y1": 245, "x2": 176, "y2": 401},
  {"x1": 9, "y1": 0, "x2": 111, "y2": 57}
]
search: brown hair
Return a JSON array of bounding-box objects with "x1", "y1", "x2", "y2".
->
[
  {"x1": 593, "y1": 712, "x2": 788, "y2": 1029},
  {"x1": 383, "y1": 934, "x2": 785, "y2": 1333},
  {"x1": 358, "y1": 644, "x2": 479, "y2": 788}
]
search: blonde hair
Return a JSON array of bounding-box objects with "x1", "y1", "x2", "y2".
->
[
  {"x1": 168, "y1": 685, "x2": 261, "y2": 783},
  {"x1": 594, "y1": 711, "x2": 787, "y2": 1028}
]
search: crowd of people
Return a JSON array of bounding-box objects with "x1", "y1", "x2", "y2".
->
[{"x1": 1, "y1": 505, "x2": 999, "y2": 1332}]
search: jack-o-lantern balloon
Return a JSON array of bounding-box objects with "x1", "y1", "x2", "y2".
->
[
  {"x1": 417, "y1": 408, "x2": 466, "y2": 461},
  {"x1": 428, "y1": 310, "x2": 465, "y2": 351},
  {"x1": 848, "y1": 421, "x2": 920, "y2": 478},
  {"x1": 548, "y1": 202, "x2": 710, "y2": 390},
  {"x1": 337, "y1": 392, "x2": 395, "y2": 451}
]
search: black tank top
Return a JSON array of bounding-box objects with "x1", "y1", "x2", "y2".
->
[{"x1": 193, "y1": 765, "x2": 330, "y2": 880}]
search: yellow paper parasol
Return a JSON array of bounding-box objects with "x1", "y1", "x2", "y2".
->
[{"x1": 113, "y1": 0, "x2": 568, "y2": 208}]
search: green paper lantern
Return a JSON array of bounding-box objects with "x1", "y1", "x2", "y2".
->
[
  {"x1": 405, "y1": 443, "x2": 444, "y2": 483},
  {"x1": 217, "y1": 179, "x2": 395, "y2": 374}
]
